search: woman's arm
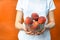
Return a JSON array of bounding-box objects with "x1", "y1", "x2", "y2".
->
[
  {"x1": 45, "y1": 10, "x2": 55, "y2": 29},
  {"x1": 15, "y1": 10, "x2": 24, "y2": 30},
  {"x1": 15, "y1": 10, "x2": 35, "y2": 34}
]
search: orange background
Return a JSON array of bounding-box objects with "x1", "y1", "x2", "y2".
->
[{"x1": 0, "y1": 0, "x2": 60, "y2": 40}]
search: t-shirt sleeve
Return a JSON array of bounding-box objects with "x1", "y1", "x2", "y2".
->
[
  {"x1": 16, "y1": 0, "x2": 23, "y2": 11},
  {"x1": 48, "y1": 0, "x2": 56, "y2": 11}
]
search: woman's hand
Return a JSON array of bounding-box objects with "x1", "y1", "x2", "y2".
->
[
  {"x1": 23, "y1": 27, "x2": 35, "y2": 35},
  {"x1": 25, "y1": 31, "x2": 34, "y2": 35},
  {"x1": 35, "y1": 27, "x2": 46, "y2": 35}
]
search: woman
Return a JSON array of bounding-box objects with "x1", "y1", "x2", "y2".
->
[{"x1": 15, "y1": 0, "x2": 56, "y2": 40}]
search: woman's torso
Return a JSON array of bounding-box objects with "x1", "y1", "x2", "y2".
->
[{"x1": 18, "y1": 0, "x2": 50, "y2": 40}]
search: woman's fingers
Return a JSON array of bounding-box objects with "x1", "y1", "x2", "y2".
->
[
  {"x1": 24, "y1": 26, "x2": 46, "y2": 35},
  {"x1": 35, "y1": 32, "x2": 41, "y2": 35},
  {"x1": 40, "y1": 27, "x2": 46, "y2": 34},
  {"x1": 23, "y1": 27, "x2": 35, "y2": 35},
  {"x1": 41, "y1": 27, "x2": 46, "y2": 33},
  {"x1": 35, "y1": 27, "x2": 46, "y2": 35},
  {"x1": 26, "y1": 31, "x2": 35, "y2": 35}
]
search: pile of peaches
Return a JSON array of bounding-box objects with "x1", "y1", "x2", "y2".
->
[{"x1": 24, "y1": 13, "x2": 46, "y2": 34}]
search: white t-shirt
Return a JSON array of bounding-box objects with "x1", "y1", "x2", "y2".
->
[{"x1": 16, "y1": 0, "x2": 56, "y2": 40}]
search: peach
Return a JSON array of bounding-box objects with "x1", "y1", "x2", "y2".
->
[
  {"x1": 31, "y1": 13, "x2": 39, "y2": 21},
  {"x1": 38, "y1": 16, "x2": 46, "y2": 24},
  {"x1": 24, "y1": 17, "x2": 33, "y2": 24},
  {"x1": 31, "y1": 21, "x2": 39, "y2": 29}
]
